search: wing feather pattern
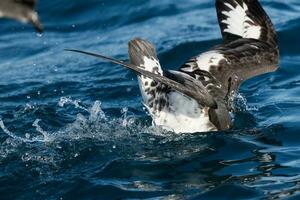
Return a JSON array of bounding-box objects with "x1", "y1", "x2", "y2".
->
[
  {"x1": 216, "y1": 0, "x2": 277, "y2": 46},
  {"x1": 180, "y1": 39, "x2": 279, "y2": 97},
  {"x1": 181, "y1": 0, "x2": 279, "y2": 96}
]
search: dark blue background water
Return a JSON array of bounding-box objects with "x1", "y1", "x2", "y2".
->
[{"x1": 0, "y1": 0, "x2": 299, "y2": 199}]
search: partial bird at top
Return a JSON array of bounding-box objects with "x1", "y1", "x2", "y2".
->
[
  {"x1": 0, "y1": 0, "x2": 43, "y2": 32},
  {"x1": 67, "y1": 0, "x2": 280, "y2": 133}
]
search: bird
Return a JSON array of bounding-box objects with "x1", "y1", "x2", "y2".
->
[
  {"x1": 0, "y1": 0, "x2": 43, "y2": 32},
  {"x1": 66, "y1": 0, "x2": 279, "y2": 133}
]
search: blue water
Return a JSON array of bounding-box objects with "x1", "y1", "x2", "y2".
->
[{"x1": 0, "y1": 0, "x2": 299, "y2": 199}]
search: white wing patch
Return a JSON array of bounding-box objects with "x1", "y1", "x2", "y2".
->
[
  {"x1": 221, "y1": 2, "x2": 261, "y2": 39},
  {"x1": 196, "y1": 51, "x2": 226, "y2": 72},
  {"x1": 181, "y1": 51, "x2": 226, "y2": 73}
]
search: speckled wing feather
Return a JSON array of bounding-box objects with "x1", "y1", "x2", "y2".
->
[
  {"x1": 179, "y1": 39, "x2": 279, "y2": 131},
  {"x1": 179, "y1": 0, "x2": 279, "y2": 130},
  {"x1": 181, "y1": 0, "x2": 279, "y2": 97},
  {"x1": 216, "y1": 0, "x2": 277, "y2": 46},
  {"x1": 212, "y1": 39, "x2": 279, "y2": 93},
  {"x1": 181, "y1": 39, "x2": 279, "y2": 100}
]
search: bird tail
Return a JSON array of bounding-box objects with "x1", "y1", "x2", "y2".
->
[{"x1": 128, "y1": 38, "x2": 167, "y2": 111}]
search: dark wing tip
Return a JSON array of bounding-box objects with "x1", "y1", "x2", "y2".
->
[
  {"x1": 23, "y1": 0, "x2": 43, "y2": 33},
  {"x1": 65, "y1": 49, "x2": 79, "y2": 52},
  {"x1": 31, "y1": 18, "x2": 43, "y2": 33},
  {"x1": 20, "y1": 0, "x2": 37, "y2": 8}
]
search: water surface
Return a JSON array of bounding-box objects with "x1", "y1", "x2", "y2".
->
[{"x1": 0, "y1": 0, "x2": 300, "y2": 199}]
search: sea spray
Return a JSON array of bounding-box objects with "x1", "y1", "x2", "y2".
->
[
  {"x1": 32, "y1": 119, "x2": 53, "y2": 142},
  {"x1": 58, "y1": 96, "x2": 88, "y2": 112}
]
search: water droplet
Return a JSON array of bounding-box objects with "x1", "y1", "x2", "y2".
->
[
  {"x1": 25, "y1": 133, "x2": 30, "y2": 139},
  {"x1": 36, "y1": 33, "x2": 43, "y2": 37},
  {"x1": 89, "y1": 100, "x2": 106, "y2": 121},
  {"x1": 121, "y1": 107, "x2": 128, "y2": 114}
]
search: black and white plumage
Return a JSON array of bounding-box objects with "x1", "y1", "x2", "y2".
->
[
  {"x1": 67, "y1": 0, "x2": 279, "y2": 133},
  {"x1": 0, "y1": 0, "x2": 43, "y2": 32}
]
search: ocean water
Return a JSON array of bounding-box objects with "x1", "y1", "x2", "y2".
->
[{"x1": 0, "y1": 0, "x2": 299, "y2": 199}]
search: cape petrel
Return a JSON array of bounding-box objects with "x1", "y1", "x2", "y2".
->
[{"x1": 67, "y1": 0, "x2": 279, "y2": 133}]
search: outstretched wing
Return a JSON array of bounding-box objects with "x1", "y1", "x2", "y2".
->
[
  {"x1": 181, "y1": 0, "x2": 279, "y2": 96},
  {"x1": 65, "y1": 49, "x2": 217, "y2": 109},
  {"x1": 216, "y1": 0, "x2": 277, "y2": 46},
  {"x1": 213, "y1": 39, "x2": 278, "y2": 90},
  {"x1": 181, "y1": 39, "x2": 279, "y2": 97},
  {"x1": 179, "y1": 38, "x2": 279, "y2": 131}
]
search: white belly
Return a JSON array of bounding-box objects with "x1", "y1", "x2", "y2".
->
[{"x1": 150, "y1": 92, "x2": 217, "y2": 133}]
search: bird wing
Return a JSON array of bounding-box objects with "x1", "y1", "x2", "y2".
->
[
  {"x1": 16, "y1": 0, "x2": 37, "y2": 8},
  {"x1": 180, "y1": 39, "x2": 279, "y2": 97},
  {"x1": 0, "y1": 0, "x2": 42, "y2": 32},
  {"x1": 215, "y1": 0, "x2": 277, "y2": 46},
  {"x1": 65, "y1": 49, "x2": 218, "y2": 109},
  {"x1": 181, "y1": 0, "x2": 279, "y2": 97}
]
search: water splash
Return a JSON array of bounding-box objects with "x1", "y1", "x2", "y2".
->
[
  {"x1": 32, "y1": 119, "x2": 53, "y2": 142},
  {"x1": 0, "y1": 99, "x2": 284, "y2": 199},
  {"x1": 89, "y1": 100, "x2": 106, "y2": 121},
  {"x1": 229, "y1": 93, "x2": 259, "y2": 112},
  {"x1": 58, "y1": 96, "x2": 88, "y2": 112},
  {"x1": 120, "y1": 107, "x2": 136, "y2": 127},
  {"x1": 0, "y1": 98, "x2": 151, "y2": 145},
  {"x1": 0, "y1": 97, "x2": 214, "y2": 171},
  {"x1": 0, "y1": 118, "x2": 33, "y2": 143}
]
